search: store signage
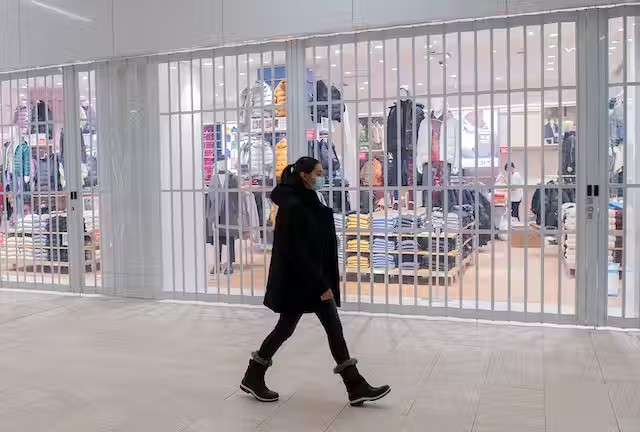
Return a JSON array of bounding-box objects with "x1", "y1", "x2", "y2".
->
[{"x1": 500, "y1": 147, "x2": 509, "y2": 154}]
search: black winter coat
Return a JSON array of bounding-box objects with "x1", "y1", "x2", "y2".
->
[
  {"x1": 264, "y1": 184, "x2": 340, "y2": 314},
  {"x1": 386, "y1": 100, "x2": 425, "y2": 155}
]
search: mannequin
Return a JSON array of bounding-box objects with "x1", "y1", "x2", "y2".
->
[
  {"x1": 545, "y1": 118, "x2": 559, "y2": 144},
  {"x1": 386, "y1": 86, "x2": 425, "y2": 189},
  {"x1": 206, "y1": 156, "x2": 239, "y2": 275}
]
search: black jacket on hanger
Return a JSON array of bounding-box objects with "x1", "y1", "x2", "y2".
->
[
  {"x1": 561, "y1": 132, "x2": 576, "y2": 178},
  {"x1": 386, "y1": 100, "x2": 425, "y2": 156},
  {"x1": 312, "y1": 80, "x2": 343, "y2": 123},
  {"x1": 264, "y1": 184, "x2": 340, "y2": 314},
  {"x1": 310, "y1": 139, "x2": 341, "y2": 176}
]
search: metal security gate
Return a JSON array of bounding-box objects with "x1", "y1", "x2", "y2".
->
[
  {"x1": 598, "y1": 6, "x2": 640, "y2": 328},
  {"x1": 157, "y1": 44, "x2": 289, "y2": 303},
  {"x1": 0, "y1": 67, "x2": 94, "y2": 293},
  {"x1": 303, "y1": 12, "x2": 586, "y2": 323}
]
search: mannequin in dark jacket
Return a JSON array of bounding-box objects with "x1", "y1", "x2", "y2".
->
[{"x1": 240, "y1": 157, "x2": 390, "y2": 406}]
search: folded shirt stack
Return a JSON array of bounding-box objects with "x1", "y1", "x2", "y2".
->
[
  {"x1": 372, "y1": 215, "x2": 397, "y2": 230},
  {"x1": 346, "y1": 239, "x2": 370, "y2": 252},
  {"x1": 333, "y1": 213, "x2": 345, "y2": 229},
  {"x1": 397, "y1": 239, "x2": 418, "y2": 251},
  {"x1": 372, "y1": 237, "x2": 395, "y2": 252},
  {"x1": 399, "y1": 214, "x2": 421, "y2": 228},
  {"x1": 346, "y1": 255, "x2": 369, "y2": 269},
  {"x1": 372, "y1": 253, "x2": 396, "y2": 269},
  {"x1": 346, "y1": 214, "x2": 371, "y2": 229},
  {"x1": 399, "y1": 255, "x2": 420, "y2": 271},
  {"x1": 11, "y1": 213, "x2": 49, "y2": 234}
]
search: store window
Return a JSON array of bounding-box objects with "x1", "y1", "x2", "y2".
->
[
  {"x1": 305, "y1": 20, "x2": 580, "y2": 317},
  {"x1": 158, "y1": 48, "x2": 287, "y2": 299}
]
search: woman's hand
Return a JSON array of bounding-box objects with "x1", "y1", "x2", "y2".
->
[{"x1": 320, "y1": 289, "x2": 334, "y2": 301}]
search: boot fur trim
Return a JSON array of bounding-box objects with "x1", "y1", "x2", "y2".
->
[
  {"x1": 333, "y1": 358, "x2": 358, "y2": 374},
  {"x1": 251, "y1": 351, "x2": 273, "y2": 367}
]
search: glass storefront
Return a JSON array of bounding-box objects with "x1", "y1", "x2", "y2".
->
[{"x1": 1, "y1": 6, "x2": 639, "y2": 326}]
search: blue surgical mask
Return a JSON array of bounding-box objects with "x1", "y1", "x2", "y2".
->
[{"x1": 311, "y1": 176, "x2": 324, "y2": 191}]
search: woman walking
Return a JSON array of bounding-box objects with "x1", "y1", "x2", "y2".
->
[{"x1": 240, "y1": 157, "x2": 390, "y2": 406}]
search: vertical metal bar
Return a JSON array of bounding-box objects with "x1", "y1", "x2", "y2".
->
[
  {"x1": 523, "y1": 25, "x2": 529, "y2": 318},
  {"x1": 223, "y1": 53, "x2": 231, "y2": 298},
  {"x1": 557, "y1": 23, "x2": 564, "y2": 316},
  {"x1": 426, "y1": 33, "x2": 433, "y2": 309},
  {"x1": 443, "y1": 30, "x2": 449, "y2": 314},
  {"x1": 507, "y1": 26, "x2": 513, "y2": 317},
  {"x1": 177, "y1": 61, "x2": 187, "y2": 297},
  {"x1": 458, "y1": 30, "x2": 464, "y2": 310},
  {"x1": 339, "y1": 42, "x2": 347, "y2": 306},
  {"x1": 411, "y1": 36, "x2": 418, "y2": 307},
  {"x1": 201, "y1": 55, "x2": 208, "y2": 296},
  {"x1": 540, "y1": 22, "x2": 546, "y2": 318},
  {"x1": 212, "y1": 53, "x2": 221, "y2": 300},
  {"x1": 490, "y1": 29, "x2": 496, "y2": 316},
  {"x1": 190, "y1": 56, "x2": 199, "y2": 299},
  {"x1": 367, "y1": 41, "x2": 375, "y2": 306},
  {"x1": 381, "y1": 40, "x2": 390, "y2": 308},
  {"x1": 621, "y1": 17, "x2": 628, "y2": 320},
  {"x1": 474, "y1": 29, "x2": 480, "y2": 311}
]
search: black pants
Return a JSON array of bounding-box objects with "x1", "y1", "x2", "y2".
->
[
  {"x1": 258, "y1": 299, "x2": 350, "y2": 365},
  {"x1": 511, "y1": 200, "x2": 521, "y2": 221}
]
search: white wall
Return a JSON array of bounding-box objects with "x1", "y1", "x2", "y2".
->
[{"x1": 1, "y1": 0, "x2": 635, "y2": 72}]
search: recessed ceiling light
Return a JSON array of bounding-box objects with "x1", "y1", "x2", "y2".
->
[
  {"x1": 82, "y1": 76, "x2": 88, "y2": 80},
  {"x1": 19, "y1": 93, "x2": 24, "y2": 97},
  {"x1": 374, "y1": 44, "x2": 383, "y2": 49},
  {"x1": 433, "y1": 40, "x2": 438, "y2": 44},
  {"x1": 550, "y1": 33, "x2": 558, "y2": 38},
  {"x1": 609, "y1": 46, "x2": 617, "y2": 50},
  {"x1": 379, "y1": 60, "x2": 384, "y2": 63},
  {"x1": 417, "y1": 83, "x2": 424, "y2": 86},
  {"x1": 264, "y1": 60, "x2": 270, "y2": 65},
  {"x1": 548, "y1": 44, "x2": 557, "y2": 49},
  {"x1": 628, "y1": 38, "x2": 633, "y2": 42},
  {"x1": 344, "y1": 71, "x2": 352, "y2": 75},
  {"x1": 217, "y1": 65, "x2": 224, "y2": 69},
  {"x1": 548, "y1": 55, "x2": 556, "y2": 59},
  {"x1": 55, "y1": 82, "x2": 62, "y2": 87},
  {"x1": 619, "y1": 28, "x2": 624, "y2": 32},
  {"x1": 547, "y1": 62, "x2": 554, "y2": 65},
  {"x1": 218, "y1": 83, "x2": 224, "y2": 87},
  {"x1": 495, "y1": 77, "x2": 502, "y2": 81},
  {"x1": 493, "y1": 50, "x2": 497, "y2": 53},
  {"x1": 391, "y1": 67, "x2": 398, "y2": 71},
  {"x1": 612, "y1": 40, "x2": 619, "y2": 44},
  {"x1": 315, "y1": 55, "x2": 322, "y2": 59},
  {"x1": 609, "y1": 52, "x2": 613, "y2": 56},
  {"x1": 239, "y1": 72, "x2": 246, "y2": 76},
  {"x1": 359, "y1": 87, "x2": 365, "y2": 90},
  {"x1": 546, "y1": 68, "x2": 555, "y2": 71},
  {"x1": 335, "y1": 49, "x2": 340, "y2": 54},
  {"x1": 20, "y1": 84, "x2": 27, "y2": 89},
  {"x1": 450, "y1": 74, "x2": 457, "y2": 78},
  {"x1": 363, "y1": 81, "x2": 369, "y2": 85},
  {"x1": 528, "y1": 31, "x2": 535, "y2": 36},
  {"x1": 249, "y1": 59, "x2": 254, "y2": 63},
  {"x1": 331, "y1": 64, "x2": 337, "y2": 68}
]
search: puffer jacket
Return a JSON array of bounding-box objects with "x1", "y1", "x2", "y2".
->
[
  {"x1": 274, "y1": 80, "x2": 287, "y2": 117},
  {"x1": 239, "y1": 82, "x2": 274, "y2": 130},
  {"x1": 275, "y1": 138, "x2": 288, "y2": 180}
]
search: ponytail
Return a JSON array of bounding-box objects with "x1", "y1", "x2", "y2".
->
[{"x1": 280, "y1": 157, "x2": 320, "y2": 187}]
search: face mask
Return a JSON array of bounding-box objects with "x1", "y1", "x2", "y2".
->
[{"x1": 311, "y1": 176, "x2": 324, "y2": 191}]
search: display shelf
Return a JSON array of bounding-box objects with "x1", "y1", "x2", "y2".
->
[{"x1": 342, "y1": 256, "x2": 474, "y2": 284}]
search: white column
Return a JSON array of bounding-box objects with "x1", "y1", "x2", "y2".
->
[{"x1": 96, "y1": 58, "x2": 163, "y2": 299}]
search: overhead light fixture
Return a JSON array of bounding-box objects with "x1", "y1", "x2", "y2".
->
[
  {"x1": 493, "y1": 50, "x2": 497, "y2": 53},
  {"x1": 549, "y1": 44, "x2": 557, "y2": 49},
  {"x1": 359, "y1": 87, "x2": 365, "y2": 90},
  {"x1": 345, "y1": 71, "x2": 352, "y2": 75},
  {"x1": 379, "y1": 60, "x2": 384, "y2": 63},
  {"x1": 331, "y1": 64, "x2": 337, "y2": 68},
  {"x1": 450, "y1": 74, "x2": 457, "y2": 78},
  {"x1": 547, "y1": 62, "x2": 554, "y2": 65},
  {"x1": 19, "y1": 93, "x2": 25, "y2": 98},
  {"x1": 417, "y1": 83, "x2": 424, "y2": 86},
  {"x1": 391, "y1": 67, "x2": 398, "y2": 71},
  {"x1": 609, "y1": 46, "x2": 617, "y2": 50},
  {"x1": 548, "y1": 55, "x2": 556, "y2": 59},
  {"x1": 239, "y1": 72, "x2": 246, "y2": 76},
  {"x1": 335, "y1": 49, "x2": 340, "y2": 54},
  {"x1": 363, "y1": 81, "x2": 369, "y2": 85},
  {"x1": 315, "y1": 55, "x2": 322, "y2": 59},
  {"x1": 565, "y1": 47, "x2": 576, "y2": 52},
  {"x1": 550, "y1": 33, "x2": 558, "y2": 38},
  {"x1": 546, "y1": 68, "x2": 555, "y2": 71},
  {"x1": 31, "y1": 0, "x2": 93, "y2": 23},
  {"x1": 628, "y1": 38, "x2": 633, "y2": 42},
  {"x1": 218, "y1": 83, "x2": 224, "y2": 87},
  {"x1": 619, "y1": 28, "x2": 624, "y2": 32},
  {"x1": 495, "y1": 77, "x2": 502, "y2": 81},
  {"x1": 528, "y1": 31, "x2": 535, "y2": 36},
  {"x1": 249, "y1": 58, "x2": 255, "y2": 63},
  {"x1": 612, "y1": 40, "x2": 619, "y2": 44},
  {"x1": 374, "y1": 44, "x2": 383, "y2": 49},
  {"x1": 217, "y1": 65, "x2": 224, "y2": 69}
]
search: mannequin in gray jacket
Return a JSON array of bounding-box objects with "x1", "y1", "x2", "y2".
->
[{"x1": 206, "y1": 157, "x2": 241, "y2": 273}]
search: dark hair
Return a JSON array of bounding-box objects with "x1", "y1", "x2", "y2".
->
[
  {"x1": 281, "y1": 157, "x2": 321, "y2": 187},
  {"x1": 504, "y1": 162, "x2": 515, "y2": 171}
]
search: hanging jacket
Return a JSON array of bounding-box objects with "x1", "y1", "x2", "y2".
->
[
  {"x1": 386, "y1": 100, "x2": 426, "y2": 156},
  {"x1": 34, "y1": 155, "x2": 59, "y2": 191},
  {"x1": 311, "y1": 80, "x2": 343, "y2": 123},
  {"x1": 206, "y1": 173, "x2": 241, "y2": 239},
  {"x1": 275, "y1": 138, "x2": 288, "y2": 180},
  {"x1": 273, "y1": 80, "x2": 287, "y2": 117},
  {"x1": 239, "y1": 82, "x2": 274, "y2": 130},
  {"x1": 240, "y1": 139, "x2": 274, "y2": 178},
  {"x1": 264, "y1": 184, "x2": 340, "y2": 314},
  {"x1": 561, "y1": 132, "x2": 576, "y2": 177},
  {"x1": 13, "y1": 141, "x2": 30, "y2": 178},
  {"x1": 310, "y1": 139, "x2": 340, "y2": 176},
  {"x1": 29, "y1": 100, "x2": 54, "y2": 139}
]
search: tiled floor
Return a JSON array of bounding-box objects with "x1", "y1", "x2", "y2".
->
[{"x1": 1, "y1": 290, "x2": 639, "y2": 431}]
